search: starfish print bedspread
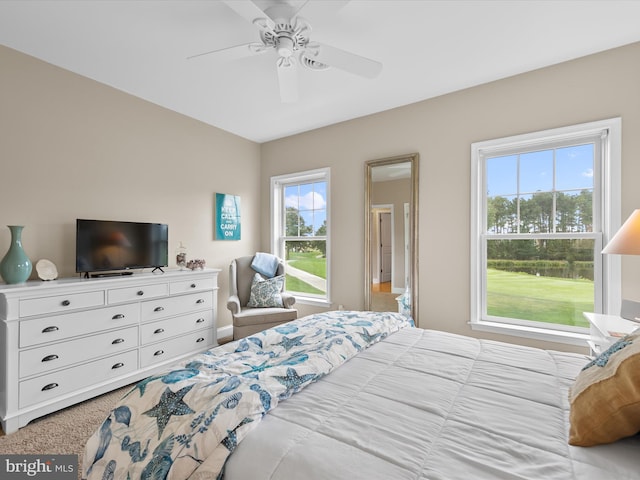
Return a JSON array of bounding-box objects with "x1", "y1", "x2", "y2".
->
[{"x1": 82, "y1": 310, "x2": 413, "y2": 480}]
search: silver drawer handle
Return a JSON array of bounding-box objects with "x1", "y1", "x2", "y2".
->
[
  {"x1": 137, "y1": 290, "x2": 144, "y2": 296},
  {"x1": 112, "y1": 314, "x2": 125, "y2": 320},
  {"x1": 42, "y1": 326, "x2": 59, "y2": 333},
  {"x1": 42, "y1": 383, "x2": 59, "y2": 391},
  {"x1": 190, "y1": 283, "x2": 197, "y2": 288},
  {"x1": 154, "y1": 306, "x2": 164, "y2": 312},
  {"x1": 112, "y1": 362, "x2": 124, "y2": 369},
  {"x1": 196, "y1": 299, "x2": 205, "y2": 304},
  {"x1": 61, "y1": 300, "x2": 71, "y2": 307},
  {"x1": 42, "y1": 354, "x2": 59, "y2": 362},
  {"x1": 154, "y1": 328, "x2": 165, "y2": 334},
  {"x1": 196, "y1": 318, "x2": 205, "y2": 323},
  {"x1": 112, "y1": 338, "x2": 125, "y2": 344},
  {"x1": 196, "y1": 337, "x2": 205, "y2": 343},
  {"x1": 154, "y1": 350, "x2": 164, "y2": 356}
]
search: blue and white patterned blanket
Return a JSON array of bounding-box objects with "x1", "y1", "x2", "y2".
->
[{"x1": 82, "y1": 311, "x2": 413, "y2": 480}]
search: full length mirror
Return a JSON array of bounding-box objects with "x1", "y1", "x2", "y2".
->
[{"x1": 364, "y1": 153, "x2": 419, "y2": 324}]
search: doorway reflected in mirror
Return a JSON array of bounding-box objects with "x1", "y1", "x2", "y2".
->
[{"x1": 364, "y1": 153, "x2": 419, "y2": 324}]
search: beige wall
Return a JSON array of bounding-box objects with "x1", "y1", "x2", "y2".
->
[
  {"x1": 4, "y1": 41, "x2": 640, "y2": 350},
  {"x1": 260, "y1": 41, "x2": 640, "y2": 353},
  {"x1": 0, "y1": 45, "x2": 262, "y2": 330}
]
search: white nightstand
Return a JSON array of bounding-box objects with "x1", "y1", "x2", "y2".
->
[{"x1": 583, "y1": 312, "x2": 640, "y2": 357}]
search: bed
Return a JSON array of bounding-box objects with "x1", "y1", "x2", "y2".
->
[{"x1": 82, "y1": 310, "x2": 640, "y2": 480}]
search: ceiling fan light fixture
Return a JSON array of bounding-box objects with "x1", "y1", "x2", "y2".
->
[{"x1": 277, "y1": 36, "x2": 295, "y2": 58}]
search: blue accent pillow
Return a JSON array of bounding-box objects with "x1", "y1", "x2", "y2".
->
[
  {"x1": 251, "y1": 253, "x2": 279, "y2": 278},
  {"x1": 248, "y1": 273, "x2": 284, "y2": 308}
]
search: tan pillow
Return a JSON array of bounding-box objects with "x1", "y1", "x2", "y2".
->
[{"x1": 569, "y1": 330, "x2": 640, "y2": 446}]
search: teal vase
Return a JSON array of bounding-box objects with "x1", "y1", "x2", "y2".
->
[{"x1": 0, "y1": 225, "x2": 32, "y2": 284}]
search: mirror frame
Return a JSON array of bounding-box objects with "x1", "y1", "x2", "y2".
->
[{"x1": 364, "y1": 153, "x2": 419, "y2": 324}]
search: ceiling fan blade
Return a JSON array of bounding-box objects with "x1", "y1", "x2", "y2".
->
[
  {"x1": 285, "y1": 0, "x2": 309, "y2": 20},
  {"x1": 278, "y1": 0, "x2": 350, "y2": 23},
  {"x1": 261, "y1": 1, "x2": 307, "y2": 24},
  {"x1": 187, "y1": 42, "x2": 268, "y2": 61},
  {"x1": 223, "y1": 0, "x2": 275, "y2": 34},
  {"x1": 277, "y1": 57, "x2": 298, "y2": 103},
  {"x1": 306, "y1": 42, "x2": 382, "y2": 79},
  {"x1": 295, "y1": 1, "x2": 350, "y2": 21}
]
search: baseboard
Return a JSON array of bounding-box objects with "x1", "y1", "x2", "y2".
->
[{"x1": 217, "y1": 324, "x2": 233, "y2": 343}]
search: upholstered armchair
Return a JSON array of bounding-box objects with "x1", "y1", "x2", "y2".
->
[{"x1": 227, "y1": 255, "x2": 298, "y2": 340}]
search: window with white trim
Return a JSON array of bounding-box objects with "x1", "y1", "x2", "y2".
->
[
  {"x1": 471, "y1": 119, "x2": 621, "y2": 342},
  {"x1": 271, "y1": 168, "x2": 330, "y2": 305}
]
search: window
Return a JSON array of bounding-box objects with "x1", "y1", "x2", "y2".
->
[
  {"x1": 271, "y1": 168, "x2": 330, "y2": 305},
  {"x1": 471, "y1": 119, "x2": 621, "y2": 344}
]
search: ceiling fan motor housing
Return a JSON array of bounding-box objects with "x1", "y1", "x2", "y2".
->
[
  {"x1": 261, "y1": 21, "x2": 306, "y2": 51},
  {"x1": 260, "y1": 20, "x2": 328, "y2": 70}
]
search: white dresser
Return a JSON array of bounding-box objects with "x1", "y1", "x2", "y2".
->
[{"x1": 0, "y1": 268, "x2": 220, "y2": 434}]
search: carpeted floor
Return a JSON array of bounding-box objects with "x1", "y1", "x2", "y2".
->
[
  {"x1": 371, "y1": 291, "x2": 399, "y2": 312},
  {"x1": 0, "y1": 384, "x2": 133, "y2": 478}
]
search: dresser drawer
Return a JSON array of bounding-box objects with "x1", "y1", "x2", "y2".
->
[
  {"x1": 19, "y1": 303, "x2": 139, "y2": 348},
  {"x1": 169, "y1": 277, "x2": 215, "y2": 295},
  {"x1": 19, "y1": 326, "x2": 139, "y2": 378},
  {"x1": 140, "y1": 330, "x2": 214, "y2": 368},
  {"x1": 107, "y1": 282, "x2": 168, "y2": 304},
  {"x1": 19, "y1": 290, "x2": 104, "y2": 317},
  {"x1": 141, "y1": 291, "x2": 213, "y2": 322},
  {"x1": 140, "y1": 310, "x2": 213, "y2": 345},
  {"x1": 19, "y1": 349, "x2": 138, "y2": 409}
]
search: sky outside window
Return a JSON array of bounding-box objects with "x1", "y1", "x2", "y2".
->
[
  {"x1": 487, "y1": 144, "x2": 594, "y2": 199},
  {"x1": 556, "y1": 144, "x2": 594, "y2": 190},
  {"x1": 285, "y1": 182, "x2": 327, "y2": 236},
  {"x1": 519, "y1": 150, "x2": 553, "y2": 193}
]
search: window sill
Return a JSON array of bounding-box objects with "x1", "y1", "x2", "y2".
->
[
  {"x1": 469, "y1": 320, "x2": 589, "y2": 347},
  {"x1": 293, "y1": 296, "x2": 331, "y2": 308}
]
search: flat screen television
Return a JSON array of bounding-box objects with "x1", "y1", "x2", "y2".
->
[{"x1": 76, "y1": 219, "x2": 168, "y2": 276}]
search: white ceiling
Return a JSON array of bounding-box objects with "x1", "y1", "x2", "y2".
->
[{"x1": 2, "y1": 1, "x2": 640, "y2": 143}]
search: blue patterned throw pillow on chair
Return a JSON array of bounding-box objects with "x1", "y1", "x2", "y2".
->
[{"x1": 248, "y1": 273, "x2": 285, "y2": 308}]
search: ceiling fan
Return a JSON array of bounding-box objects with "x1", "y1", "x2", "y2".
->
[{"x1": 188, "y1": 0, "x2": 383, "y2": 103}]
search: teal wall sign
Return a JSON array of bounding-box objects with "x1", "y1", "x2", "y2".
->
[{"x1": 215, "y1": 193, "x2": 241, "y2": 240}]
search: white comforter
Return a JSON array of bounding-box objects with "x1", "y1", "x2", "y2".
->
[
  {"x1": 224, "y1": 327, "x2": 640, "y2": 480},
  {"x1": 83, "y1": 311, "x2": 412, "y2": 480}
]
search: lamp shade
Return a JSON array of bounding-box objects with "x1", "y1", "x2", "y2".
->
[{"x1": 602, "y1": 209, "x2": 640, "y2": 255}]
